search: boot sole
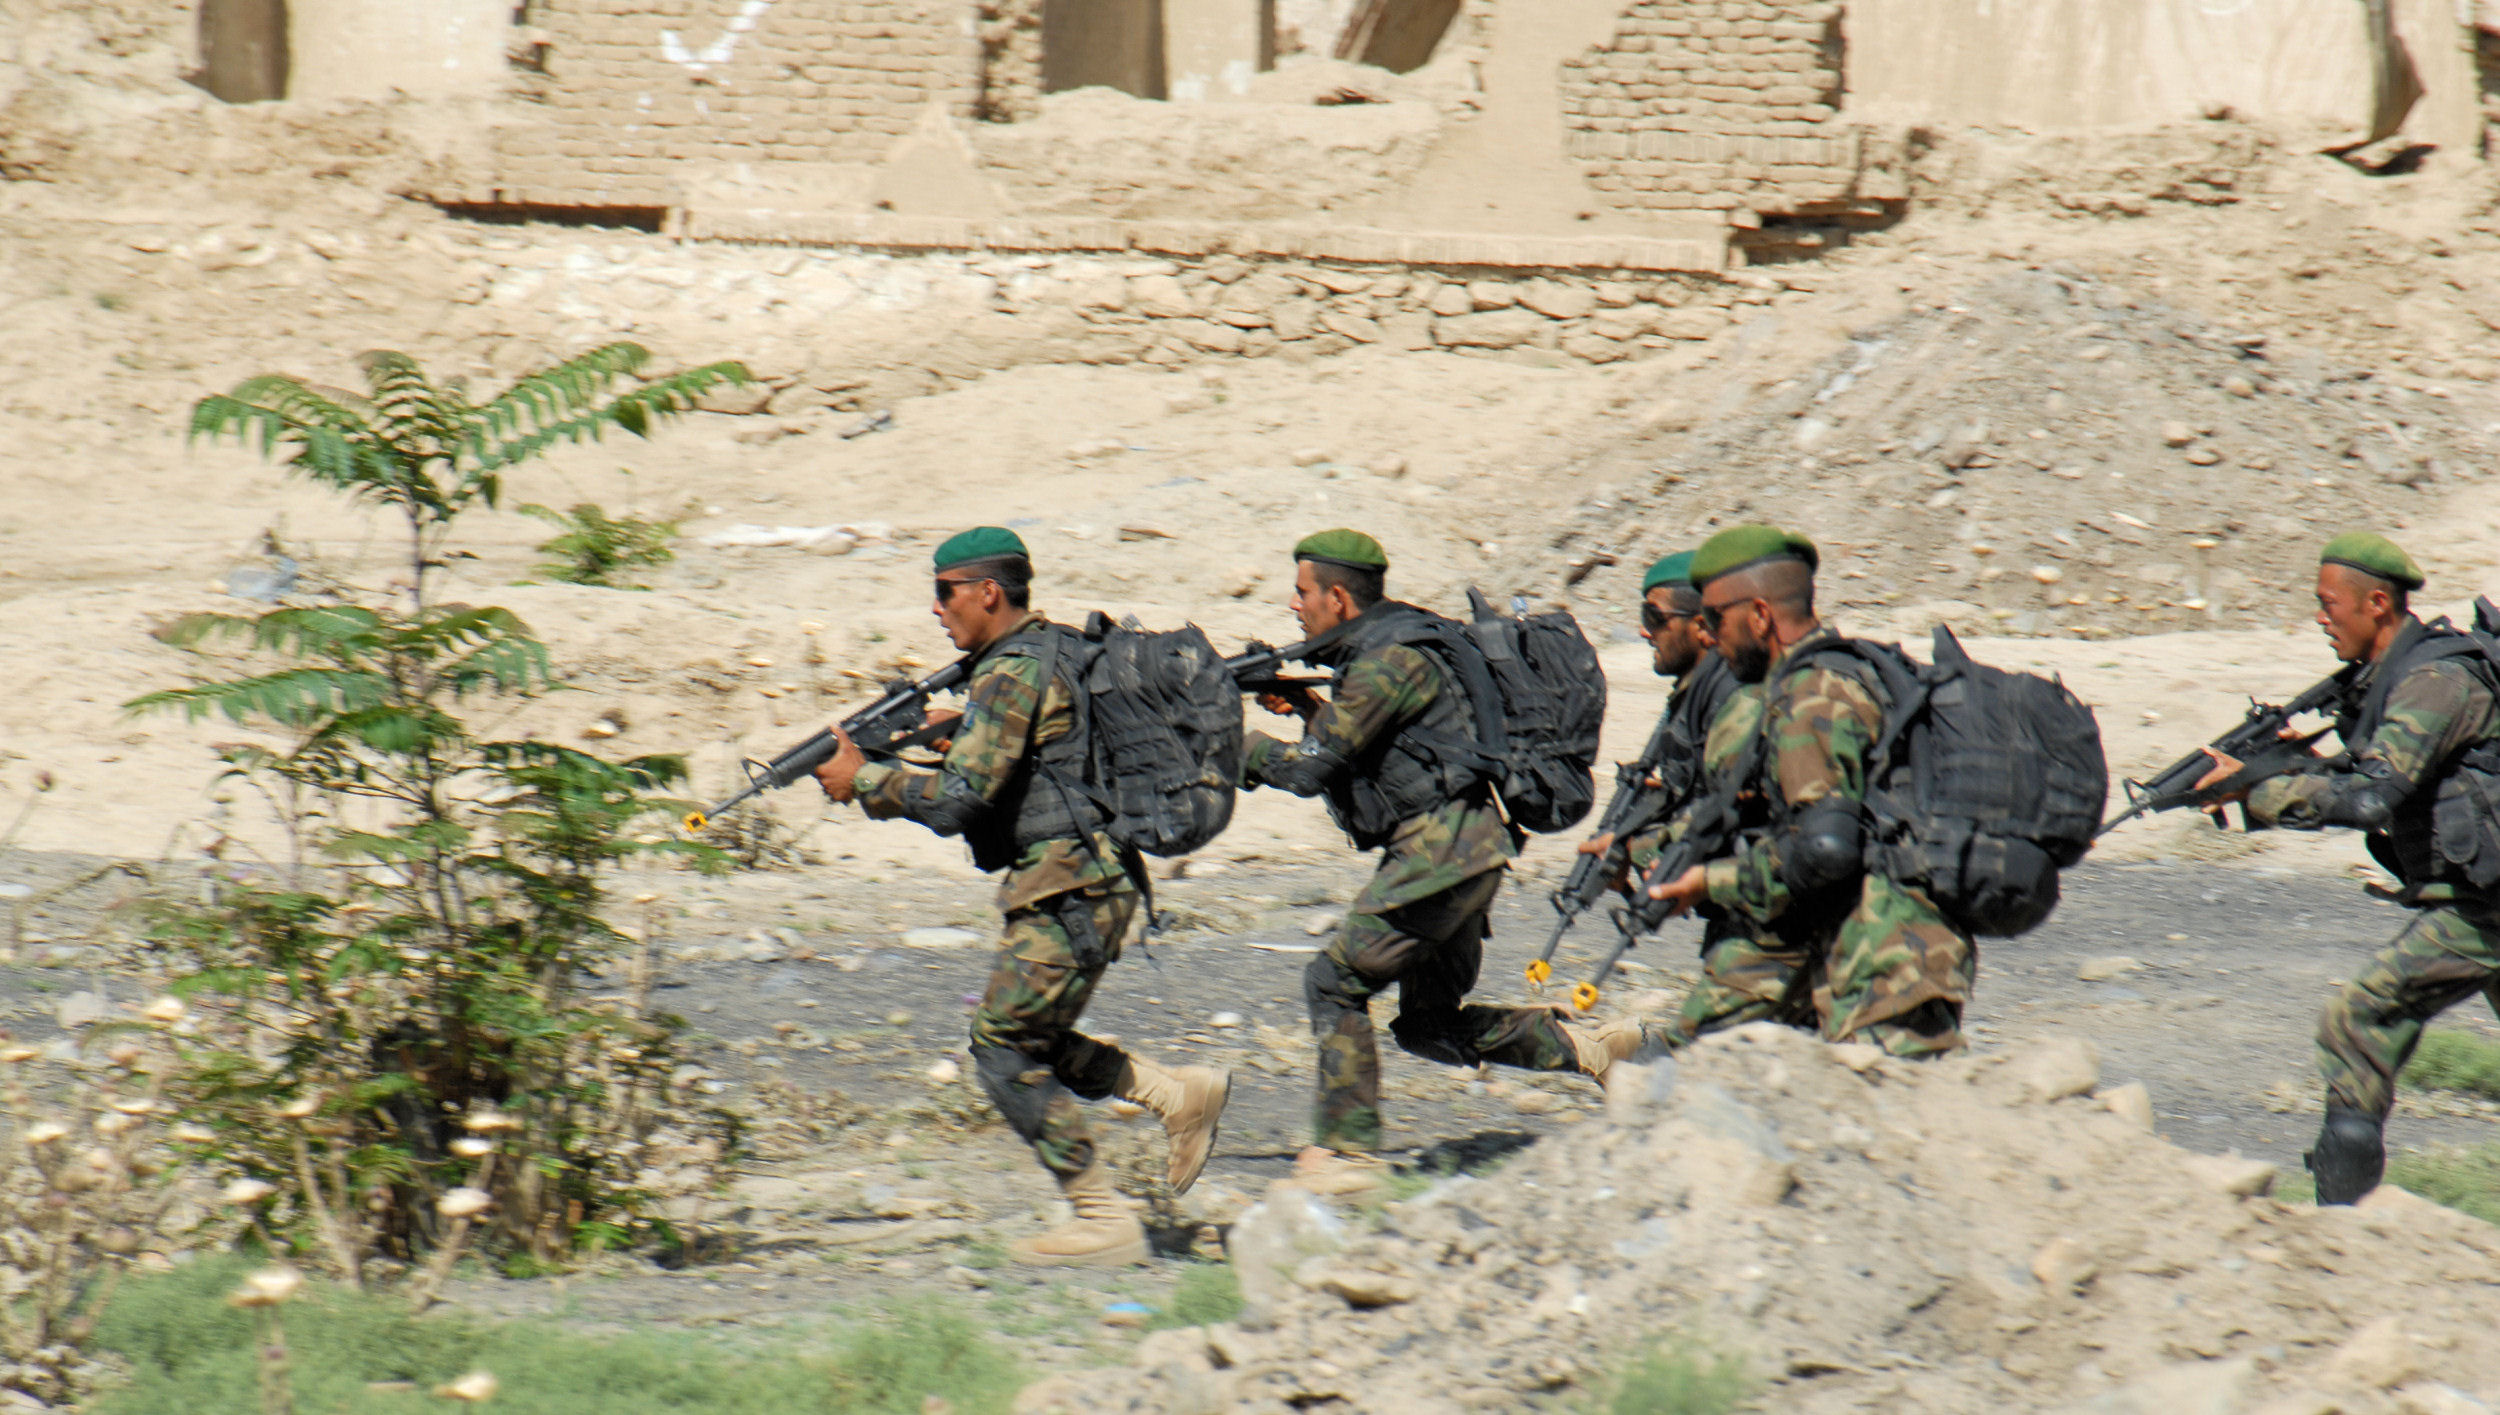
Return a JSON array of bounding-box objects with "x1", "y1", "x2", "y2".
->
[
  {"x1": 1008, "y1": 1235, "x2": 1151, "y2": 1268},
  {"x1": 1168, "y1": 1069, "x2": 1232, "y2": 1197}
]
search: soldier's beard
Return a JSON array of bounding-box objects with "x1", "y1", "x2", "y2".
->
[{"x1": 1725, "y1": 638, "x2": 1774, "y2": 683}]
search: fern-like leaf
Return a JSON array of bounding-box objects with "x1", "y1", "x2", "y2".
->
[{"x1": 128, "y1": 667, "x2": 394, "y2": 726}]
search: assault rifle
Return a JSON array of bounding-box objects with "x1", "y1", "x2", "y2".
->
[
  {"x1": 2096, "y1": 674, "x2": 2344, "y2": 837},
  {"x1": 1567, "y1": 763, "x2": 1751, "y2": 1012},
  {"x1": 681, "y1": 658, "x2": 972, "y2": 834},
  {"x1": 1525, "y1": 724, "x2": 1680, "y2": 989},
  {"x1": 1225, "y1": 639, "x2": 1329, "y2": 712}
]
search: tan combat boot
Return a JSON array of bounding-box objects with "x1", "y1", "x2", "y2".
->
[
  {"x1": 1009, "y1": 1163, "x2": 1149, "y2": 1268},
  {"x1": 1116, "y1": 1057, "x2": 1232, "y2": 1195},
  {"x1": 1566, "y1": 1016, "x2": 1651, "y2": 1083}
]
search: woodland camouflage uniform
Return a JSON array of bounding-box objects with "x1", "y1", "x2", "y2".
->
[
  {"x1": 854, "y1": 610, "x2": 1138, "y2": 1181},
  {"x1": 2247, "y1": 622, "x2": 2500, "y2": 1124},
  {"x1": 1622, "y1": 684, "x2": 1827, "y2": 1046},
  {"x1": 1704, "y1": 626, "x2": 1976, "y2": 1055},
  {"x1": 1244, "y1": 631, "x2": 1583, "y2": 1153}
]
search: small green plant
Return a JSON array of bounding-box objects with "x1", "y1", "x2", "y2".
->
[
  {"x1": 2402, "y1": 1028, "x2": 2500, "y2": 1103},
  {"x1": 94, "y1": 292, "x2": 127, "y2": 312},
  {"x1": 130, "y1": 345, "x2": 749, "y2": 1280},
  {"x1": 1598, "y1": 1336, "x2": 1755, "y2": 1415},
  {"x1": 2387, "y1": 1143, "x2": 2500, "y2": 1226},
  {"x1": 93, "y1": 1257, "x2": 1028, "y2": 1414},
  {"x1": 1149, "y1": 1262, "x2": 1244, "y2": 1330},
  {"x1": 518, "y1": 501, "x2": 679, "y2": 587}
]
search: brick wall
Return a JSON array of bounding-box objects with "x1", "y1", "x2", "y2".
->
[
  {"x1": 480, "y1": 0, "x2": 985, "y2": 206},
  {"x1": 1558, "y1": 0, "x2": 1903, "y2": 220}
]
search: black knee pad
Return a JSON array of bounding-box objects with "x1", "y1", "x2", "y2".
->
[
  {"x1": 1387, "y1": 1010, "x2": 1480, "y2": 1069},
  {"x1": 970, "y1": 1042, "x2": 1059, "y2": 1145},
  {"x1": 2305, "y1": 1106, "x2": 2386, "y2": 1205},
  {"x1": 1303, "y1": 952, "x2": 1359, "y2": 1016}
]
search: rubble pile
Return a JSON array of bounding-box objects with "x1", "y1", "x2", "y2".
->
[{"x1": 1032, "y1": 1024, "x2": 2500, "y2": 1415}]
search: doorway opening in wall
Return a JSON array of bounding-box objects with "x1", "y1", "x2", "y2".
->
[
  {"x1": 1734, "y1": 203, "x2": 1906, "y2": 265},
  {"x1": 1333, "y1": 0, "x2": 1458, "y2": 73},
  {"x1": 1042, "y1": 0, "x2": 1168, "y2": 99},
  {"x1": 194, "y1": 0, "x2": 289, "y2": 103},
  {"x1": 437, "y1": 203, "x2": 673, "y2": 233}
]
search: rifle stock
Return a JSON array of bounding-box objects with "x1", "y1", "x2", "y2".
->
[{"x1": 682, "y1": 658, "x2": 973, "y2": 833}]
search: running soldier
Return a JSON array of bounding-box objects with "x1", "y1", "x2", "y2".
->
[
  {"x1": 812, "y1": 527, "x2": 1228, "y2": 1264},
  {"x1": 2194, "y1": 533, "x2": 2500, "y2": 1204},
  {"x1": 1242, "y1": 529, "x2": 1622, "y2": 1194}
]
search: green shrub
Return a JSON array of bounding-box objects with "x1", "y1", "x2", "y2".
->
[
  {"x1": 92, "y1": 1257, "x2": 1025, "y2": 1415},
  {"x1": 133, "y1": 345, "x2": 747, "y2": 1277},
  {"x1": 1600, "y1": 1337, "x2": 1754, "y2": 1415},
  {"x1": 519, "y1": 501, "x2": 679, "y2": 587},
  {"x1": 2403, "y1": 1028, "x2": 2500, "y2": 1103}
]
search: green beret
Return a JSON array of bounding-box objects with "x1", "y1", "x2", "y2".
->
[
  {"x1": 933, "y1": 526, "x2": 1030, "y2": 573},
  {"x1": 1641, "y1": 550, "x2": 1697, "y2": 595},
  {"x1": 1689, "y1": 524, "x2": 1820, "y2": 588},
  {"x1": 1293, "y1": 528, "x2": 1389, "y2": 572},
  {"x1": 2319, "y1": 532, "x2": 2424, "y2": 591}
]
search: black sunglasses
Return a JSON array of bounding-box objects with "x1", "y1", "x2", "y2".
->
[
  {"x1": 1638, "y1": 602, "x2": 1682, "y2": 633},
  {"x1": 1697, "y1": 600, "x2": 1742, "y2": 633},
  {"x1": 934, "y1": 576, "x2": 983, "y2": 601}
]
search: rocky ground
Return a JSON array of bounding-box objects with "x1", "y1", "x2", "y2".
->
[{"x1": 9, "y1": 6, "x2": 2500, "y2": 1411}]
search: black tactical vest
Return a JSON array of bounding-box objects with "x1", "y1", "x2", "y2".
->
[
  {"x1": 960, "y1": 622, "x2": 1104, "y2": 873},
  {"x1": 1304, "y1": 602, "x2": 1496, "y2": 849},
  {"x1": 2334, "y1": 618, "x2": 2500, "y2": 889}
]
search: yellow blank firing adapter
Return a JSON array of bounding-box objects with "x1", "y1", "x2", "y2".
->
[
  {"x1": 681, "y1": 811, "x2": 709, "y2": 836},
  {"x1": 1525, "y1": 958, "x2": 1552, "y2": 985},
  {"x1": 1571, "y1": 982, "x2": 1600, "y2": 1012}
]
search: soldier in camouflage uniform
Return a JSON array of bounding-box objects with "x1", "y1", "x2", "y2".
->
[
  {"x1": 1242, "y1": 530, "x2": 1624, "y2": 1194},
  {"x1": 2194, "y1": 533, "x2": 2500, "y2": 1204},
  {"x1": 1572, "y1": 552, "x2": 1805, "y2": 1051},
  {"x1": 814, "y1": 527, "x2": 1229, "y2": 1264},
  {"x1": 1649, "y1": 525, "x2": 1976, "y2": 1057}
]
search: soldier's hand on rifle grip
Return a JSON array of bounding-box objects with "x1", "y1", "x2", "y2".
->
[
  {"x1": 2192, "y1": 746, "x2": 2246, "y2": 819},
  {"x1": 924, "y1": 708, "x2": 963, "y2": 753},
  {"x1": 1575, "y1": 832, "x2": 1616, "y2": 857},
  {"x1": 813, "y1": 725, "x2": 867, "y2": 804},
  {"x1": 1257, "y1": 685, "x2": 1321, "y2": 720},
  {"x1": 1647, "y1": 864, "x2": 1709, "y2": 919}
]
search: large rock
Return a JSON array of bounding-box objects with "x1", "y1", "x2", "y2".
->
[
  {"x1": 1433, "y1": 310, "x2": 1546, "y2": 349},
  {"x1": 1226, "y1": 1183, "x2": 1346, "y2": 1318},
  {"x1": 1519, "y1": 280, "x2": 1597, "y2": 320},
  {"x1": 2017, "y1": 1035, "x2": 2102, "y2": 1102}
]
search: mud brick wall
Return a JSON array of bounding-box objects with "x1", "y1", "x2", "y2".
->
[
  {"x1": 1559, "y1": 0, "x2": 1903, "y2": 219},
  {"x1": 487, "y1": 0, "x2": 984, "y2": 206}
]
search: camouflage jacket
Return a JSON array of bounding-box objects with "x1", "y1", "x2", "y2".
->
[
  {"x1": 2249, "y1": 625, "x2": 2500, "y2": 887},
  {"x1": 1244, "y1": 641, "x2": 1516, "y2": 910},
  {"x1": 1702, "y1": 626, "x2": 1884, "y2": 928},
  {"x1": 854, "y1": 612, "x2": 1127, "y2": 913},
  {"x1": 1629, "y1": 681, "x2": 1767, "y2": 874}
]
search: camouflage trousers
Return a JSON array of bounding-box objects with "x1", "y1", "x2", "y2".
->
[
  {"x1": 1305, "y1": 867, "x2": 1581, "y2": 1152},
  {"x1": 2318, "y1": 902, "x2": 2500, "y2": 1119},
  {"x1": 1651, "y1": 876, "x2": 1974, "y2": 1055},
  {"x1": 1814, "y1": 873, "x2": 1976, "y2": 1057},
  {"x1": 1654, "y1": 920, "x2": 1818, "y2": 1050},
  {"x1": 966, "y1": 877, "x2": 1143, "y2": 1181}
]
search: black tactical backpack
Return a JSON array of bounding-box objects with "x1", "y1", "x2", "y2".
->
[
  {"x1": 2425, "y1": 597, "x2": 2500, "y2": 891},
  {"x1": 1393, "y1": 590, "x2": 1607, "y2": 836},
  {"x1": 1062, "y1": 613, "x2": 1243, "y2": 858},
  {"x1": 1812, "y1": 626, "x2": 2107, "y2": 937}
]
